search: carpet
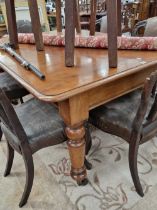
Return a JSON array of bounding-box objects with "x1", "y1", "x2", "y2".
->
[{"x1": 1, "y1": 127, "x2": 157, "y2": 210}]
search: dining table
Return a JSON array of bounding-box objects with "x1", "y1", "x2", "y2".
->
[{"x1": 0, "y1": 43, "x2": 157, "y2": 185}]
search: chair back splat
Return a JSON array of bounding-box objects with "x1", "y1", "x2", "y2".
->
[{"x1": 89, "y1": 70, "x2": 157, "y2": 197}]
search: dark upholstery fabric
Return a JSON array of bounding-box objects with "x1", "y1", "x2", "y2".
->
[
  {"x1": 89, "y1": 89, "x2": 142, "y2": 141},
  {"x1": 0, "y1": 72, "x2": 28, "y2": 99},
  {"x1": 1, "y1": 98, "x2": 66, "y2": 153}
]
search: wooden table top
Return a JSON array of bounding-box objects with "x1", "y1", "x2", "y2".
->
[{"x1": 0, "y1": 44, "x2": 157, "y2": 102}]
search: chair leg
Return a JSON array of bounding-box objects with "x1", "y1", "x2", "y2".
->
[
  {"x1": 19, "y1": 153, "x2": 34, "y2": 207},
  {"x1": 84, "y1": 122, "x2": 92, "y2": 170},
  {"x1": 85, "y1": 122, "x2": 92, "y2": 155},
  {"x1": 0, "y1": 126, "x2": 3, "y2": 141},
  {"x1": 129, "y1": 136, "x2": 144, "y2": 197},
  {"x1": 20, "y1": 97, "x2": 24, "y2": 104},
  {"x1": 4, "y1": 142, "x2": 14, "y2": 177}
]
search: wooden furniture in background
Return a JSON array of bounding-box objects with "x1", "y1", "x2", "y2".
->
[
  {"x1": 149, "y1": 0, "x2": 157, "y2": 17},
  {"x1": 0, "y1": 44, "x2": 157, "y2": 185},
  {"x1": 121, "y1": 1, "x2": 141, "y2": 34},
  {"x1": 89, "y1": 70, "x2": 157, "y2": 197},
  {"x1": 138, "y1": 0, "x2": 150, "y2": 21}
]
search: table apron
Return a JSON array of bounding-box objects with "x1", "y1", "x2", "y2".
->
[{"x1": 88, "y1": 64, "x2": 157, "y2": 110}]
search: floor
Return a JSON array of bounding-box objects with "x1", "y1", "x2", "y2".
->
[{"x1": 1, "y1": 126, "x2": 157, "y2": 210}]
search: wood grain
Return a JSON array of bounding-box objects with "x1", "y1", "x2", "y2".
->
[
  {"x1": 27, "y1": 0, "x2": 44, "y2": 51},
  {"x1": 0, "y1": 44, "x2": 156, "y2": 102},
  {"x1": 65, "y1": 0, "x2": 75, "y2": 67},
  {"x1": 107, "y1": 0, "x2": 118, "y2": 67},
  {"x1": 56, "y1": 0, "x2": 62, "y2": 33},
  {"x1": 90, "y1": 0, "x2": 97, "y2": 36},
  {"x1": 5, "y1": 0, "x2": 18, "y2": 49}
]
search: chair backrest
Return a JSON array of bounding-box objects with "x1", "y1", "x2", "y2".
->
[
  {"x1": 131, "y1": 70, "x2": 157, "y2": 140},
  {"x1": 0, "y1": 88, "x2": 28, "y2": 146},
  {"x1": 5, "y1": 0, "x2": 44, "y2": 51}
]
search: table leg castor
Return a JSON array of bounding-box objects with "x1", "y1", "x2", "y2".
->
[{"x1": 77, "y1": 178, "x2": 88, "y2": 186}]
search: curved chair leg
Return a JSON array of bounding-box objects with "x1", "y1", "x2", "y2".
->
[
  {"x1": 84, "y1": 122, "x2": 92, "y2": 170},
  {"x1": 0, "y1": 126, "x2": 3, "y2": 141},
  {"x1": 129, "y1": 136, "x2": 144, "y2": 197},
  {"x1": 19, "y1": 152, "x2": 34, "y2": 207},
  {"x1": 4, "y1": 142, "x2": 14, "y2": 177},
  {"x1": 85, "y1": 122, "x2": 92, "y2": 155},
  {"x1": 20, "y1": 97, "x2": 24, "y2": 104}
]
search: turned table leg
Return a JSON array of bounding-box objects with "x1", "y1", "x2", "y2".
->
[
  {"x1": 59, "y1": 94, "x2": 89, "y2": 184},
  {"x1": 65, "y1": 123, "x2": 87, "y2": 185}
]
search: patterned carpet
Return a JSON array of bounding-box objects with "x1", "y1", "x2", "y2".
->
[{"x1": 1, "y1": 127, "x2": 157, "y2": 210}]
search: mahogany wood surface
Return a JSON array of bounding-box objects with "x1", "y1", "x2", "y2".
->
[
  {"x1": 0, "y1": 44, "x2": 157, "y2": 184},
  {"x1": 0, "y1": 44, "x2": 156, "y2": 102}
]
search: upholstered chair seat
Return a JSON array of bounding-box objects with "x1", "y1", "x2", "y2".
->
[
  {"x1": 0, "y1": 72, "x2": 28, "y2": 100},
  {"x1": 90, "y1": 89, "x2": 144, "y2": 141},
  {"x1": 89, "y1": 71, "x2": 157, "y2": 198},
  {"x1": 2, "y1": 98, "x2": 66, "y2": 153}
]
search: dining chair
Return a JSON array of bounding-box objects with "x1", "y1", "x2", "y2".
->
[
  {"x1": 5, "y1": 0, "x2": 44, "y2": 51},
  {"x1": 0, "y1": 72, "x2": 29, "y2": 141},
  {"x1": 0, "y1": 89, "x2": 91, "y2": 207},
  {"x1": 89, "y1": 70, "x2": 157, "y2": 197}
]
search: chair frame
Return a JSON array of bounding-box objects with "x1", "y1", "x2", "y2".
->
[
  {"x1": 0, "y1": 88, "x2": 33, "y2": 207},
  {"x1": 90, "y1": 70, "x2": 157, "y2": 197},
  {"x1": 0, "y1": 88, "x2": 92, "y2": 207},
  {"x1": 129, "y1": 71, "x2": 157, "y2": 196},
  {"x1": 5, "y1": 0, "x2": 44, "y2": 51}
]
